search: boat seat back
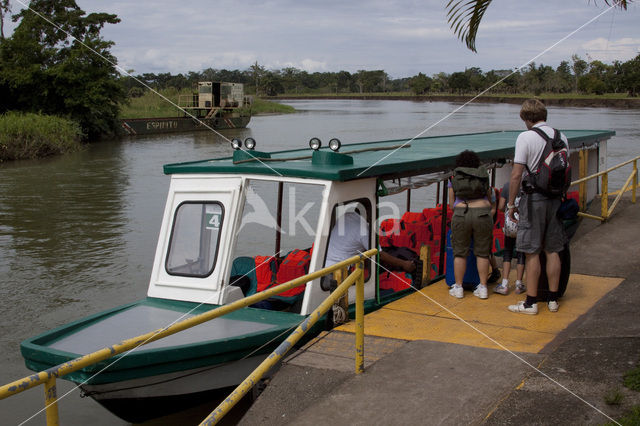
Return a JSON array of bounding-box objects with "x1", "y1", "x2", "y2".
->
[{"x1": 230, "y1": 256, "x2": 258, "y2": 296}]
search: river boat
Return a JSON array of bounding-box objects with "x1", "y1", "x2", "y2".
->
[
  {"x1": 120, "y1": 81, "x2": 252, "y2": 136},
  {"x1": 20, "y1": 129, "x2": 614, "y2": 422}
]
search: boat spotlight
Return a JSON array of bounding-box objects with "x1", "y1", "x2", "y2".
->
[
  {"x1": 328, "y1": 138, "x2": 341, "y2": 152},
  {"x1": 244, "y1": 137, "x2": 256, "y2": 150},
  {"x1": 309, "y1": 137, "x2": 322, "y2": 151},
  {"x1": 231, "y1": 138, "x2": 242, "y2": 150}
]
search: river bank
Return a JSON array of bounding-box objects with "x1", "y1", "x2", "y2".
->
[
  {"x1": 0, "y1": 112, "x2": 83, "y2": 162},
  {"x1": 268, "y1": 94, "x2": 640, "y2": 109}
]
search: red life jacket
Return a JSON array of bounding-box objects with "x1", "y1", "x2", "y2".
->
[
  {"x1": 379, "y1": 271, "x2": 412, "y2": 292},
  {"x1": 254, "y1": 255, "x2": 277, "y2": 292},
  {"x1": 401, "y1": 211, "x2": 430, "y2": 251},
  {"x1": 379, "y1": 218, "x2": 401, "y2": 247},
  {"x1": 275, "y1": 249, "x2": 311, "y2": 298}
]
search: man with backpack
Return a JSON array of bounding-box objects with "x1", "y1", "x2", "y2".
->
[{"x1": 506, "y1": 99, "x2": 570, "y2": 315}]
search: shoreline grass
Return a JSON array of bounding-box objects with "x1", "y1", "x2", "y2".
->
[{"x1": 0, "y1": 112, "x2": 83, "y2": 162}]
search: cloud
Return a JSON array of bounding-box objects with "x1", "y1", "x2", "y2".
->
[{"x1": 582, "y1": 37, "x2": 640, "y2": 62}]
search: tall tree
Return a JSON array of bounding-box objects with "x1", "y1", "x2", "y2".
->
[
  {"x1": 0, "y1": 0, "x2": 124, "y2": 138},
  {"x1": 445, "y1": 0, "x2": 630, "y2": 52},
  {"x1": 0, "y1": 0, "x2": 10, "y2": 39}
]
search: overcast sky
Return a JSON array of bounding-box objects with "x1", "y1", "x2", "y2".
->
[{"x1": 6, "y1": 0, "x2": 640, "y2": 78}]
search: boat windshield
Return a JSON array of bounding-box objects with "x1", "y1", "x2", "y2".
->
[
  {"x1": 233, "y1": 180, "x2": 323, "y2": 258},
  {"x1": 165, "y1": 202, "x2": 223, "y2": 277}
]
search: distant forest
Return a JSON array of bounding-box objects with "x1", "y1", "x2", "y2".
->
[{"x1": 124, "y1": 54, "x2": 640, "y2": 98}]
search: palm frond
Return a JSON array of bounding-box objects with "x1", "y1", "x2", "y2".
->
[{"x1": 445, "y1": 0, "x2": 493, "y2": 53}]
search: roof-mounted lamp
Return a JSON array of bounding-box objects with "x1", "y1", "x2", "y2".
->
[
  {"x1": 309, "y1": 137, "x2": 322, "y2": 151},
  {"x1": 244, "y1": 137, "x2": 256, "y2": 150},
  {"x1": 328, "y1": 138, "x2": 342, "y2": 152},
  {"x1": 231, "y1": 138, "x2": 243, "y2": 150}
]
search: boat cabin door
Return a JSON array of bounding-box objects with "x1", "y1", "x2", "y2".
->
[{"x1": 148, "y1": 176, "x2": 242, "y2": 304}]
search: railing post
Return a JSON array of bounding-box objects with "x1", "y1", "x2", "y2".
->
[
  {"x1": 44, "y1": 378, "x2": 59, "y2": 426},
  {"x1": 633, "y1": 160, "x2": 637, "y2": 204},
  {"x1": 579, "y1": 148, "x2": 587, "y2": 212},
  {"x1": 601, "y1": 172, "x2": 609, "y2": 220},
  {"x1": 355, "y1": 261, "x2": 365, "y2": 374}
]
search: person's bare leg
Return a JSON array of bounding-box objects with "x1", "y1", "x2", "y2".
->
[
  {"x1": 545, "y1": 251, "x2": 561, "y2": 292},
  {"x1": 454, "y1": 256, "x2": 467, "y2": 285},
  {"x1": 525, "y1": 253, "x2": 540, "y2": 298},
  {"x1": 476, "y1": 256, "x2": 490, "y2": 286}
]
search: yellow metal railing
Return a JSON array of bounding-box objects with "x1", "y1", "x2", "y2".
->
[
  {"x1": 0, "y1": 249, "x2": 378, "y2": 425},
  {"x1": 199, "y1": 259, "x2": 369, "y2": 425},
  {"x1": 571, "y1": 154, "x2": 639, "y2": 222}
]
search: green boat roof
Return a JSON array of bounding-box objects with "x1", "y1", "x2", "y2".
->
[{"x1": 164, "y1": 130, "x2": 615, "y2": 181}]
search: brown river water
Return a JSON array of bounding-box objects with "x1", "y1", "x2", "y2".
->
[{"x1": 1, "y1": 100, "x2": 638, "y2": 424}]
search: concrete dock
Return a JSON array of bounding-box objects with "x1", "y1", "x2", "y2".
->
[{"x1": 240, "y1": 196, "x2": 640, "y2": 425}]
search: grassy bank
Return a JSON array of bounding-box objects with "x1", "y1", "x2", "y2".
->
[
  {"x1": 0, "y1": 112, "x2": 83, "y2": 162},
  {"x1": 120, "y1": 88, "x2": 295, "y2": 119}
]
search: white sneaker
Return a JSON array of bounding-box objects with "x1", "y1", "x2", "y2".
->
[
  {"x1": 548, "y1": 301, "x2": 559, "y2": 312},
  {"x1": 493, "y1": 282, "x2": 509, "y2": 295},
  {"x1": 515, "y1": 281, "x2": 527, "y2": 295},
  {"x1": 449, "y1": 284, "x2": 463, "y2": 299},
  {"x1": 473, "y1": 284, "x2": 488, "y2": 299},
  {"x1": 508, "y1": 301, "x2": 538, "y2": 315}
]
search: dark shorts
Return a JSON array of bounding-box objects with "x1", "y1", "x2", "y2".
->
[
  {"x1": 503, "y1": 236, "x2": 525, "y2": 264},
  {"x1": 516, "y1": 193, "x2": 566, "y2": 254},
  {"x1": 451, "y1": 206, "x2": 493, "y2": 258}
]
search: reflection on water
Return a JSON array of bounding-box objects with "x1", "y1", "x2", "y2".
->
[{"x1": 0, "y1": 100, "x2": 638, "y2": 424}]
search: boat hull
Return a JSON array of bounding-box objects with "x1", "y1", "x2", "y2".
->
[
  {"x1": 120, "y1": 114, "x2": 251, "y2": 136},
  {"x1": 80, "y1": 355, "x2": 270, "y2": 422},
  {"x1": 21, "y1": 297, "x2": 303, "y2": 420}
]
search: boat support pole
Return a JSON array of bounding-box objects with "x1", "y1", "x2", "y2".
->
[{"x1": 201, "y1": 263, "x2": 366, "y2": 425}]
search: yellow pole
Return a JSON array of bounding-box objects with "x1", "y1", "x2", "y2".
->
[
  {"x1": 0, "y1": 249, "x2": 379, "y2": 400},
  {"x1": 633, "y1": 160, "x2": 637, "y2": 204},
  {"x1": 44, "y1": 378, "x2": 59, "y2": 426},
  {"x1": 608, "y1": 170, "x2": 637, "y2": 218},
  {"x1": 601, "y1": 172, "x2": 608, "y2": 220},
  {"x1": 200, "y1": 268, "x2": 363, "y2": 425},
  {"x1": 579, "y1": 149, "x2": 587, "y2": 212},
  {"x1": 355, "y1": 261, "x2": 365, "y2": 374}
]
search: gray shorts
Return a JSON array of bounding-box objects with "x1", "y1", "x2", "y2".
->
[{"x1": 516, "y1": 193, "x2": 566, "y2": 254}]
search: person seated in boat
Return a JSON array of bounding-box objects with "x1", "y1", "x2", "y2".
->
[
  {"x1": 323, "y1": 210, "x2": 415, "y2": 291},
  {"x1": 447, "y1": 149, "x2": 493, "y2": 300}
]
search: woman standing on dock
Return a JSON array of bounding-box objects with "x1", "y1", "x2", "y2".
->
[{"x1": 448, "y1": 150, "x2": 494, "y2": 300}]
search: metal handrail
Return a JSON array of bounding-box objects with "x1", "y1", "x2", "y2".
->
[
  {"x1": 569, "y1": 154, "x2": 638, "y2": 222},
  {"x1": 200, "y1": 260, "x2": 369, "y2": 425},
  {"x1": 0, "y1": 249, "x2": 379, "y2": 425}
]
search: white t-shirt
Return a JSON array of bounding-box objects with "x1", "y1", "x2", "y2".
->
[
  {"x1": 325, "y1": 212, "x2": 370, "y2": 266},
  {"x1": 513, "y1": 122, "x2": 569, "y2": 174}
]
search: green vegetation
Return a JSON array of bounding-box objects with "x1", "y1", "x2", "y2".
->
[
  {"x1": 122, "y1": 54, "x2": 640, "y2": 99},
  {"x1": 0, "y1": 112, "x2": 83, "y2": 162},
  {"x1": 604, "y1": 362, "x2": 640, "y2": 426},
  {"x1": 120, "y1": 88, "x2": 190, "y2": 119},
  {"x1": 610, "y1": 406, "x2": 640, "y2": 426},
  {"x1": 604, "y1": 388, "x2": 624, "y2": 405},
  {"x1": 624, "y1": 364, "x2": 640, "y2": 391},
  {"x1": 0, "y1": 0, "x2": 124, "y2": 139},
  {"x1": 250, "y1": 98, "x2": 295, "y2": 115}
]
